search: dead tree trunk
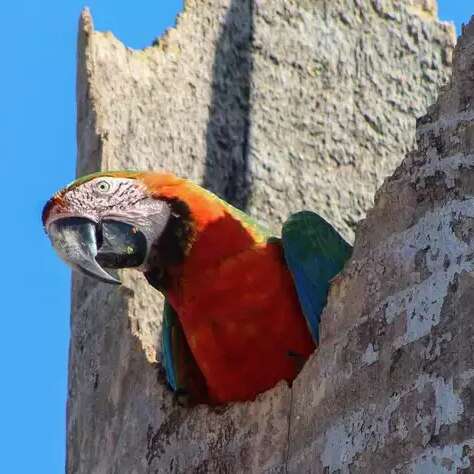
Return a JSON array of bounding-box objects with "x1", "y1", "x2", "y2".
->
[{"x1": 68, "y1": 1, "x2": 460, "y2": 472}]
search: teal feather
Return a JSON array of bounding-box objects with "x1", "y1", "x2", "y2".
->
[
  {"x1": 161, "y1": 300, "x2": 180, "y2": 392},
  {"x1": 161, "y1": 299, "x2": 208, "y2": 402},
  {"x1": 282, "y1": 211, "x2": 352, "y2": 342}
]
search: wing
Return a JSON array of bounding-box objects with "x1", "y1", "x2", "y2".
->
[
  {"x1": 161, "y1": 300, "x2": 208, "y2": 403},
  {"x1": 282, "y1": 211, "x2": 352, "y2": 342},
  {"x1": 161, "y1": 300, "x2": 181, "y2": 392}
]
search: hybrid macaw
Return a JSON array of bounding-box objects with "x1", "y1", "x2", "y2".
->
[{"x1": 42, "y1": 171, "x2": 351, "y2": 405}]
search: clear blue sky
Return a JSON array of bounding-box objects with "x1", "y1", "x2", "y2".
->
[{"x1": 0, "y1": 2, "x2": 471, "y2": 473}]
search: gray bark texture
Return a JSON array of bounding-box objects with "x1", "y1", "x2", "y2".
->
[{"x1": 68, "y1": 1, "x2": 463, "y2": 472}]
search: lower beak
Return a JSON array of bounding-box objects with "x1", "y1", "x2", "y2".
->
[{"x1": 47, "y1": 218, "x2": 147, "y2": 285}]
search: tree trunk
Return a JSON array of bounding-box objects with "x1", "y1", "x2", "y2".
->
[{"x1": 68, "y1": 1, "x2": 460, "y2": 472}]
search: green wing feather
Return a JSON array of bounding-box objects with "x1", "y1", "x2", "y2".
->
[{"x1": 282, "y1": 211, "x2": 352, "y2": 342}]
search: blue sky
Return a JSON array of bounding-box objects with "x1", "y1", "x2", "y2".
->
[{"x1": 0, "y1": 2, "x2": 471, "y2": 473}]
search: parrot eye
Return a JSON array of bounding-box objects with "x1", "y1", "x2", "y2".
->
[{"x1": 96, "y1": 180, "x2": 111, "y2": 193}]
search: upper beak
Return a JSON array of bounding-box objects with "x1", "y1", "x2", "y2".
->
[{"x1": 47, "y1": 218, "x2": 147, "y2": 285}]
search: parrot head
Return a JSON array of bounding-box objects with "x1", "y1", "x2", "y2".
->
[{"x1": 42, "y1": 171, "x2": 175, "y2": 284}]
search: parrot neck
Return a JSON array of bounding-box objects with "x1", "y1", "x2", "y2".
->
[
  {"x1": 139, "y1": 173, "x2": 269, "y2": 293},
  {"x1": 144, "y1": 194, "x2": 263, "y2": 295}
]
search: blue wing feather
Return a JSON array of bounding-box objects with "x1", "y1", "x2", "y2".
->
[
  {"x1": 161, "y1": 299, "x2": 209, "y2": 402},
  {"x1": 282, "y1": 211, "x2": 352, "y2": 342},
  {"x1": 161, "y1": 300, "x2": 179, "y2": 391}
]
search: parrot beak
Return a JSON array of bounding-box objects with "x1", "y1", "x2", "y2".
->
[{"x1": 47, "y1": 218, "x2": 148, "y2": 285}]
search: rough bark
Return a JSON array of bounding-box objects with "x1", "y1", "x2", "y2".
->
[
  {"x1": 69, "y1": 1, "x2": 459, "y2": 472},
  {"x1": 289, "y1": 17, "x2": 474, "y2": 473}
]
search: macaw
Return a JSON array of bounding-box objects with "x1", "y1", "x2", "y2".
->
[{"x1": 42, "y1": 171, "x2": 351, "y2": 405}]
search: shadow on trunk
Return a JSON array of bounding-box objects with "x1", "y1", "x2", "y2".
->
[{"x1": 203, "y1": 0, "x2": 254, "y2": 210}]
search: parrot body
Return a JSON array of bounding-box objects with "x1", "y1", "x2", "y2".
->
[
  {"x1": 140, "y1": 173, "x2": 315, "y2": 403},
  {"x1": 43, "y1": 171, "x2": 352, "y2": 405}
]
